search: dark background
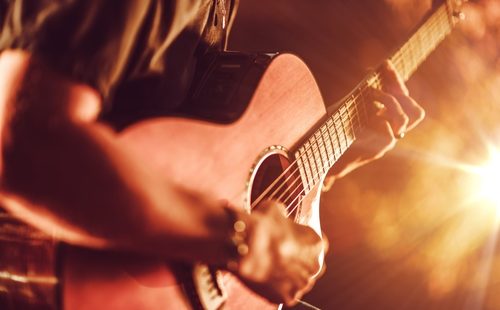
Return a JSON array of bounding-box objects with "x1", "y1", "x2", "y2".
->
[{"x1": 230, "y1": 1, "x2": 500, "y2": 309}]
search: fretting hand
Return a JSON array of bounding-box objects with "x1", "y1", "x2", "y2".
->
[{"x1": 323, "y1": 60, "x2": 425, "y2": 190}]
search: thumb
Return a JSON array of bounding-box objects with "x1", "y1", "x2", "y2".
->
[{"x1": 255, "y1": 199, "x2": 288, "y2": 217}]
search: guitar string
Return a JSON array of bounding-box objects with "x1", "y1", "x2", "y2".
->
[
  {"x1": 281, "y1": 7, "x2": 452, "y2": 216},
  {"x1": 250, "y1": 95, "x2": 364, "y2": 211},
  {"x1": 263, "y1": 73, "x2": 374, "y2": 215},
  {"x1": 281, "y1": 101, "x2": 366, "y2": 216},
  {"x1": 252, "y1": 4, "x2": 450, "y2": 211},
  {"x1": 255, "y1": 102, "x2": 364, "y2": 213},
  {"x1": 274, "y1": 101, "x2": 365, "y2": 206},
  {"x1": 264, "y1": 17, "x2": 448, "y2": 218},
  {"x1": 390, "y1": 6, "x2": 448, "y2": 68},
  {"x1": 250, "y1": 7, "x2": 449, "y2": 213},
  {"x1": 283, "y1": 99, "x2": 373, "y2": 217},
  {"x1": 249, "y1": 5, "x2": 451, "y2": 216},
  {"x1": 249, "y1": 69, "x2": 375, "y2": 209},
  {"x1": 281, "y1": 6, "x2": 453, "y2": 217},
  {"x1": 391, "y1": 6, "x2": 449, "y2": 74},
  {"x1": 270, "y1": 104, "x2": 362, "y2": 211}
]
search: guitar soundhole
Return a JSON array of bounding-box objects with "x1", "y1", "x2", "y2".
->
[{"x1": 250, "y1": 152, "x2": 304, "y2": 219}]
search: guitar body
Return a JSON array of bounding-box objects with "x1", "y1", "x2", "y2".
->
[
  {"x1": 62, "y1": 53, "x2": 327, "y2": 309},
  {"x1": 0, "y1": 1, "x2": 466, "y2": 307}
]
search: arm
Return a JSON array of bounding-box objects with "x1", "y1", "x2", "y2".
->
[
  {"x1": 0, "y1": 51, "x2": 232, "y2": 262},
  {"x1": 0, "y1": 50, "x2": 323, "y2": 306}
]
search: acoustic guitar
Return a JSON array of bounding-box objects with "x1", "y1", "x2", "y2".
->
[{"x1": 0, "y1": 1, "x2": 467, "y2": 309}]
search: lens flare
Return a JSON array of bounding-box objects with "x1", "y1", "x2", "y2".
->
[{"x1": 472, "y1": 149, "x2": 500, "y2": 215}]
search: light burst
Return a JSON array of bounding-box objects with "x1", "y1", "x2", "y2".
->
[{"x1": 469, "y1": 148, "x2": 500, "y2": 217}]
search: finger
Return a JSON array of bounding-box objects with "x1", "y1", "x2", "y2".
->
[
  {"x1": 380, "y1": 60, "x2": 408, "y2": 96},
  {"x1": 325, "y1": 119, "x2": 396, "y2": 179},
  {"x1": 370, "y1": 88, "x2": 409, "y2": 137},
  {"x1": 305, "y1": 272, "x2": 319, "y2": 292},
  {"x1": 257, "y1": 199, "x2": 287, "y2": 217},
  {"x1": 283, "y1": 282, "x2": 303, "y2": 307},
  {"x1": 365, "y1": 118, "x2": 397, "y2": 159},
  {"x1": 379, "y1": 60, "x2": 425, "y2": 131},
  {"x1": 321, "y1": 231, "x2": 330, "y2": 254},
  {"x1": 391, "y1": 93, "x2": 425, "y2": 131},
  {"x1": 322, "y1": 175, "x2": 335, "y2": 192},
  {"x1": 288, "y1": 279, "x2": 315, "y2": 307}
]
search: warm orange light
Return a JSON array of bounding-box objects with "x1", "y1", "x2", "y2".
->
[{"x1": 472, "y1": 150, "x2": 500, "y2": 216}]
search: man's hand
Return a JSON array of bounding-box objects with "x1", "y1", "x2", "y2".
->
[
  {"x1": 234, "y1": 201, "x2": 326, "y2": 306},
  {"x1": 323, "y1": 61, "x2": 425, "y2": 190}
]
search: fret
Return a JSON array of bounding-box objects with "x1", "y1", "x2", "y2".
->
[
  {"x1": 340, "y1": 110, "x2": 350, "y2": 148},
  {"x1": 331, "y1": 114, "x2": 340, "y2": 150},
  {"x1": 318, "y1": 134, "x2": 327, "y2": 172},
  {"x1": 338, "y1": 106, "x2": 347, "y2": 143},
  {"x1": 304, "y1": 141, "x2": 319, "y2": 183},
  {"x1": 326, "y1": 117, "x2": 342, "y2": 160},
  {"x1": 367, "y1": 71, "x2": 382, "y2": 90},
  {"x1": 344, "y1": 99, "x2": 356, "y2": 140},
  {"x1": 358, "y1": 86, "x2": 370, "y2": 125},
  {"x1": 295, "y1": 150, "x2": 310, "y2": 191},
  {"x1": 296, "y1": 158, "x2": 308, "y2": 191},
  {"x1": 296, "y1": 147, "x2": 313, "y2": 190},
  {"x1": 339, "y1": 106, "x2": 348, "y2": 141},
  {"x1": 321, "y1": 125, "x2": 334, "y2": 166},
  {"x1": 290, "y1": 1, "x2": 464, "y2": 198},
  {"x1": 441, "y1": 7, "x2": 452, "y2": 36},
  {"x1": 310, "y1": 135, "x2": 324, "y2": 175},
  {"x1": 315, "y1": 131, "x2": 329, "y2": 172},
  {"x1": 347, "y1": 97, "x2": 359, "y2": 137},
  {"x1": 436, "y1": 10, "x2": 445, "y2": 40},
  {"x1": 303, "y1": 146, "x2": 315, "y2": 189},
  {"x1": 413, "y1": 31, "x2": 425, "y2": 66},
  {"x1": 401, "y1": 46, "x2": 409, "y2": 80},
  {"x1": 354, "y1": 94, "x2": 364, "y2": 131},
  {"x1": 408, "y1": 38, "x2": 417, "y2": 77},
  {"x1": 334, "y1": 113, "x2": 347, "y2": 152},
  {"x1": 340, "y1": 105, "x2": 353, "y2": 145},
  {"x1": 390, "y1": 5, "x2": 452, "y2": 82}
]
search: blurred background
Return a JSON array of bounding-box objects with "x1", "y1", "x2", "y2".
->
[{"x1": 230, "y1": 0, "x2": 500, "y2": 309}]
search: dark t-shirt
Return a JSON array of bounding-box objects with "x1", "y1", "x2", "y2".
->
[{"x1": 0, "y1": 0, "x2": 238, "y2": 116}]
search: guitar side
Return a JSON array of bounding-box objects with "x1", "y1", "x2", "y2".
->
[{"x1": 61, "y1": 53, "x2": 328, "y2": 309}]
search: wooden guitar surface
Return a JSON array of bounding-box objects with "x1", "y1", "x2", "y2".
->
[
  {"x1": 62, "y1": 53, "x2": 327, "y2": 310},
  {"x1": 1, "y1": 1, "x2": 466, "y2": 308}
]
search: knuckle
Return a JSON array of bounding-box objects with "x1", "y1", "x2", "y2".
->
[
  {"x1": 284, "y1": 289, "x2": 300, "y2": 307},
  {"x1": 394, "y1": 113, "x2": 409, "y2": 129},
  {"x1": 383, "y1": 135, "x2": 397, "y2": 150},
  {"x1": 415, "y1": 105, "x2": 426, "y2": 122},
  {"x1": 402, "y1": 113, "x2": 410, "y2": 126},
  {"x1": 310, "y1": 260, "x2": 321, "y2": 275},
  {"x1": 285, "y1": 297, "x2": 297, "y2": 307},
  {"x1": 381, "y1": 92, "x2": 395, "y2": 105}
]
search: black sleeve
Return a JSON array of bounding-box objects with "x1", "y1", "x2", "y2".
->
[
  {"x1": 1, "y1": 0, "x2": 159, "y2": 98},
  {"x1": 0, "y1": 0, "x2": 203, "y2": 99}
]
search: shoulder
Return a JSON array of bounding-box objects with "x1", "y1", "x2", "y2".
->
[{"x1": 0, "y1": 50, "x2": 101, "y2": 125}]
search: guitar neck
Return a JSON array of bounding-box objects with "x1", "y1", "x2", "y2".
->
[
  {"x1": 294, "y1": 1, "x2": 463, "y2": 193},
  {"x1": 389, "y1": 3, "x2": 460, "y2": 82}
]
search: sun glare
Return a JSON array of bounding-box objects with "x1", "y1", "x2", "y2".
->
[{"x1": 473, "y1": 150, "x2": 500, "y2": 214}]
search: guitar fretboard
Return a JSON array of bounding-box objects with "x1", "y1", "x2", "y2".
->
[{"x1": 295, "y1": 2, "x2": 461, "y2": 193}]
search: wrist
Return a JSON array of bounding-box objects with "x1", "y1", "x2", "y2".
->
[{"x1": 223, "y1": 207, "x2": 252, "y2": 272}]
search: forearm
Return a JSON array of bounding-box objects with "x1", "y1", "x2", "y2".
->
[
  {"x1": 4, "y1": 122, "x2": 228, "y2": 259},
  {"x1": 0, "y1": 51, "x2": 234, "y2": 264}
]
